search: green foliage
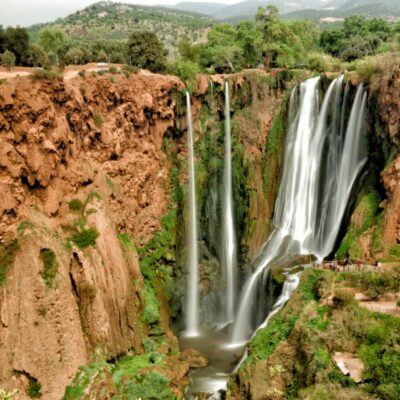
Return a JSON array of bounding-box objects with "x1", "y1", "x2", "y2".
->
[
  {"x1": 69, "y1": 228, "x2": 99, "y2": 250},
  {"x1": 3, "y1": 26, "x2": 29, "y2": 65},
  {"x1": 0, "y1": 389, "x2": 17, "y2": 400},
  {"x1": 127, "y1": 31, "x2": 167, "y2": 72},
  {"x1": 320, "y1": 16, "x2": 394, "y2": 61},
  {"x1": 118, "y1": 233, "x2": 136, "y2": 253},
  {"x1": 63, "y1": 360, "x2": 111, "y2": 399},
  {"x1": 119, "y1": 371, "x2": 174, "y2": 400},
  {"x1": 358, "y1": 313, "x2": 400, "y2": 399},
  {"x1": 68, "y1": 199, "x2": 84, "y2": 212},
  {"x1": 40, "y1": 248, "x2": 59, "y2": 288},
  {"x1": 262, "y1": 98, "x2": 288, "y2": 193},
  {"x1": 337, "y1": 191, "x2": 381, "y2": 260},
  {"x1": 30, "y1": 68, "x2": 62, "y2": 81},
  {"x1": 0, "y1": 50, "x2": 16, "y2": 69},
  {"x1": 27, "y1": 377, "x2": 41, "y2": 398},
  {"x1": 166, "y1": 59, "x2": 199, "y2": 82},
  {"x1": 141, "y1": 280, "x2": 160, "y2": 325},
  {"x1": 38, "y1": 27, "x2": 66, "y2": 53},
  {"x1": 298, "y1": 269, "x2": 322, "y2": 302},
  {"x1": 388, "y1": 244, "x2": 400, "y2": 259},
  {"x1": 336, "y1": 269, "x2": 398, "y2": 299},
  {"x1": 248, "y1": 311, "x2": 299, "y2": 362},
  {"x1": 93, "y1": 112, "x2": 103, "y2": 128},
  {"x1": 0, "y1": 239, "x2": 19, "y2": 286}
]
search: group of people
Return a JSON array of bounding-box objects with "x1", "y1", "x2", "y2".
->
[{"x1": 316, "y1": 258, "x2": 383, "y2": 273}]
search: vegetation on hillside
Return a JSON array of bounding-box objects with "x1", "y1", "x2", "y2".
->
[
  {"x1": 1, "y1": 2, "x2": 398, "y2": 77},
  {"x1": 231, "y1": 268, "x2": 400, "y2": 400}
]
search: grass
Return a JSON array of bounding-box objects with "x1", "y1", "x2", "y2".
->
[
  {"x1": 336, "y1": 267, "x2": 400, "y2": 299},
  {"x1": 0, "y1": 239, "x2": 19, "y2": 286},
  {"x1": 40, "y1": 248, "x2": 59, "y2": 288}
]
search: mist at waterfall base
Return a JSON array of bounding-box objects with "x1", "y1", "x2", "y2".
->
[{"x1": 180, "y1": 76, "x2": 368, "y2": 398}]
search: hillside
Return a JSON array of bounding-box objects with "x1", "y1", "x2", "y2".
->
[
  {"x1": 283, "y1": 0, "x2": 400, "y2": 21},
  {"x1": 29, "y1": 1, "x2": 215, "y2": 54},
  {"x1": 174, "y1": 1, "x2": 226, "y2": 15}
]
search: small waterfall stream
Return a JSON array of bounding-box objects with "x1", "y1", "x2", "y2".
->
[
  {"x1": 184, "y1": 91, "x2": 200, "y2": 337},
  {"x1": 222, "y1": 82, "x2": 237, "y2": 323}
]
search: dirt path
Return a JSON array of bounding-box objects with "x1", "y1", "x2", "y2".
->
[{"x1": 0, "y1": 63, "x2": 120, "y2": 81}]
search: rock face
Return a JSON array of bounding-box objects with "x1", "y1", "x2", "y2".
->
[{"x1": 0, "y1": 72, "x2": 184, "y2": 399}]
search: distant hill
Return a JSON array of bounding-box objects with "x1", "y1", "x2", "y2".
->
[
  {"x1": 172, "y1": 0, "x2": 400, "y2": 22},
  {"x1": 174, "y1": 2, "x2": 226, "y2": 16},
  {"x1": 283, "y1": 0, "x2": 400, "y2": 21},
  {"x1": 28, "y1": 2, "x2": 215, "y2": 54}
]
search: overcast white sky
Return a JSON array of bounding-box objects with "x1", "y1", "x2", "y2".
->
[{"x1": 0, "y1": 0, "x2": 242, "y2": 27}]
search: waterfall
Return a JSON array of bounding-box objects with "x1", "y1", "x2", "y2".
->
[
  {"x1": 234, "y1": 272, "x2": 301, "y2": 370},
  {"x1": 184, "y1": 91, "x2": 200, "y2": 337},
  {"x1": 231, "y1": 76, "x2": 368, "y2": 345},
  {"x1": 222, "y1": 82, "x2": 237, "y2": 323}
]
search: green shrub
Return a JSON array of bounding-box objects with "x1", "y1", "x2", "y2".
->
[
  {"x1": 141, "y1": 281, "x2": 160, "y2": 324},
  {"x1": 78, "y1": 70, "x2": 86, "y2": 78},
  {"x1": 166, "y1": 59, "x2": 199, "y2": 82},
  {"x1": 27, "y1": 377, "x2": 41, "y2": 398},
  {"x1": 70, "y1": 228, "x2": 99, "y2": 250},
  {"x1": 0, "y1": 239, "x2": 19, "y2": 286},
  {"x1": 108, "y1": 66, "x2": 117, "y2": 74},
  {"x1": 30, "y1": 68, "x2": 62, "y2": 81},
  {"x1": 93, "y1": 113, "x2": 103, "y2": 128},
  {"x1": 120, "y1": 371, "x2": 174, "y2": 400},
  {"x1": 389, "y1": 244, "x2": 400, "y2": 259},
  {"x1": 40, "y1": 248, "x2": 58, "y2": 288},
  {"x1": 118, "y1": 233, "x2": 136, "y2": 252},
  {"x1": 79, "y1": 85, "x2": 86, "y2": 95},
  {"x1": 108, "y1": 76, "x2": 115, "y2": 84},
  {"x1": 68, "y1": 199, "x2": 84, "y2": 212}
]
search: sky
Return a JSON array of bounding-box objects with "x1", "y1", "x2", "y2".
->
[{"x1": 0, "y1": 0, "x2": 242, "y2": 27}]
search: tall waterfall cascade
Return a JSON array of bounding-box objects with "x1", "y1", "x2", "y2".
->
[
  {"x1": 222, "y1": 82, "x2": 237, "y2": 323},
  {"x1": 184, "y1": 91, "x2": 200, "y2": 337},
  {"x1": 231, "y1": 76, "x2": 368, "y2": 345}
]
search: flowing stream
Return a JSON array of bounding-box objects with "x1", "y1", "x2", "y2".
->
[{"x1": 182, "y1": 77, "x2": 368, "y2": 397}]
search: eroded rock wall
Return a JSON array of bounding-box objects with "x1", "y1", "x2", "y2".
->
[{"x1": 0, "y1": 72, "x2": 184, "y2": 399}]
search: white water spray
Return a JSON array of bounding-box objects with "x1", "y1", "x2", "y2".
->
[
  {"x1": 184, "y1": 91, "x2": 200, "y2": 337},
  {"x1": 222, "y1": 81, "x2": 237, "y2": 323}
]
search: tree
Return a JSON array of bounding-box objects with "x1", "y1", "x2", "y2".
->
[
  {"x1": 4, "y1": 27, "x2": 29, "y2": 65},
  {"x1": 178, "y1": 38, "x2": 201, "y2": 63},
  {"x1": 126, "y1": 31, "x2": 167, "y2": 72},
  {"x1": 201, "y1": 24, "x2": 243, "y2": 70},
  {"x1": 343, "y1": 15, "x2": 367, "y2": 38},
  {"x1": 97, "y1": 49, "x2": 108, "y2": 62},
  {"x1": 23, "y1": 44, "x2": 49, "y2": 68},
  {"x1": 235, "y1": 20, "x2": 262, "y2": 67},
  {"x1": 320, "y1": 29, "x2": 346, "y2": 57},
  {"x1": 38, "y1": 27, "x2": 66, "y2": 54},
  {"x1": 340, "y1": 35, "x2": 373, "y2": 62},
  {"x1": 63, "y1": 47, "x2": 85, "y2": 65},
  {"x1": 0, "y1": 26, "x2": 4, "y2": 54},
  {"x1": 1, "y1": 50, "x2": 16, "y2": 70}
]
